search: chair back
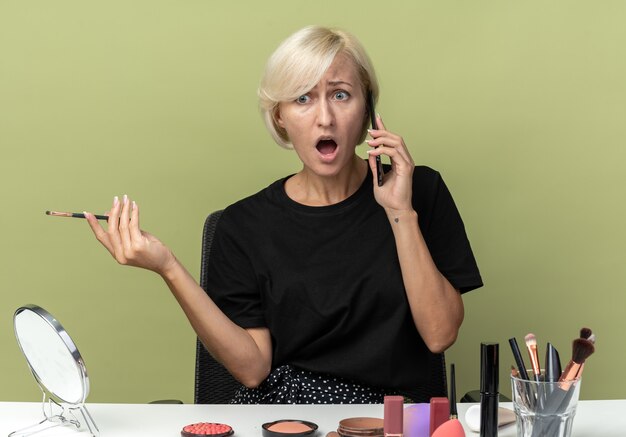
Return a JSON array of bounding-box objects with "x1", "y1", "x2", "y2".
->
[{"x1": 194, "y1": 210, "x2": 243, "y2": 404}]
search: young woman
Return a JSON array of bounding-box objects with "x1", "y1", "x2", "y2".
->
[{"x1": 85, "y1": 25, "x2": 482, "y2": 403}]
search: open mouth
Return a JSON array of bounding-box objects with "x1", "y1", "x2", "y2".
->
[{"x1": 316, "y1": 139, "x2": 338, "y2": 156}]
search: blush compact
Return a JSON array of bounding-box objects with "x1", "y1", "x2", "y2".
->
[
  {"x1": 337, "y1": 417, "x2": 384, "y2": 437},
  {"x1": 181, "y1": 422, "x2": 234, "y2": 437},
  {"x1": 262, "y1": 419, "x2": 319, "y2": 437}
]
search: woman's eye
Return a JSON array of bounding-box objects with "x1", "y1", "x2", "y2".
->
[
  {"x1": 334, "y1": 91, "x2": 349, "y2": 101},
  {"x1": 296, "y1": 95, "x2": 310, "y2": 104}
]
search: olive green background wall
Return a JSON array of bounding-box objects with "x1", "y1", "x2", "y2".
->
[{"x1": 1, "y1": 1, "x2": 625, "y2": 403}]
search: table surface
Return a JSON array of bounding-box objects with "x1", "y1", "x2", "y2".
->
[{"x1": 1, "y1": 400, "x2": 625, "y2": 437}]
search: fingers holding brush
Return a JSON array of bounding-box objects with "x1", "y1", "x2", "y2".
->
[
  {"x1": 85, "y1": 195, "x2": 174, "y2": 274},
  {"x1": 84, "y1": 196, "x2": 122, "y2": 260},
  {"x1": 107, "y1": 195, "x2": 128, "y2": 265},
  {"x1": 119, "y1": 199, "x2": 171, "y2": 272},
  {"x1": 84, "y1": 210, "x2": 114, "y2": 256},
  {"x1": 118, "y1": 194, "x2": 134, "y2": 256}
]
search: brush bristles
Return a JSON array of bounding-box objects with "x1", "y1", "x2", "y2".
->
[
  {"x1": 525, "y1": 333, "x2": 537, "y2": 347},
  {"x1": 580, "y1": 327, "x2": 592, "y2": 339},
  {"x1": 572, "y1": 338, "x2": 595, "y2": 364}
]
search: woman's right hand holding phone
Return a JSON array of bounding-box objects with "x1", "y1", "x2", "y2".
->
[{"x1": 84, "y1": 195, "x2": 177, "y2": 276}]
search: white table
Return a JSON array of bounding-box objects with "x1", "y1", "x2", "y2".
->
[{"x1": 1, "y1": 400, "x2": 625, "y2": 437}]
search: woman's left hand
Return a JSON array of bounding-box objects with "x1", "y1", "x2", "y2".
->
[{"x1": 366, "y1": 114, "x2": 415, "y2": 213}]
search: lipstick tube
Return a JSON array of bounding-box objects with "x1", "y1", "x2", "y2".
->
[{"x1": 384, "y1": 395, "x2": 404, "y2": 437}]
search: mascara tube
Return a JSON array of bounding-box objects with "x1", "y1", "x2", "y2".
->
[{"x1": 480, "y1": 342, "x2": 499, "y2": 437}]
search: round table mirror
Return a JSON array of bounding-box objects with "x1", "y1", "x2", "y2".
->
[
  {"x1": 12, "y1": 304, "x2": 98, "y2": 436},
  {"x1": 14, "y1": 305, "x2": 89, "y2": 404}
]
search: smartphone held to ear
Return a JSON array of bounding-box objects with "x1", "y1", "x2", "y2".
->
[{"x1": 367, "y1": 91, "x2": 384, "y2": 187}]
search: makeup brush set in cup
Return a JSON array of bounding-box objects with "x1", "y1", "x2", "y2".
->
[{"x1": 508, "y1": 328, "x2": 595, "y2": 437}]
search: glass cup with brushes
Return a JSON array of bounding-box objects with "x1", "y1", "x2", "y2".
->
[{"x1": 509, "y1": 329, "x2": 595, "y2": 437}]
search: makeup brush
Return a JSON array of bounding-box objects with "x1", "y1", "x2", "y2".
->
[
  {"x1": 579, "y1": 327, "x2": 592, "y2": 339},
  {"x1": 508, "y1": 338, "x2": 530, "y2": 381},
  {"x1": 46, "y1": 210, "x2": 109, "y2": 221},
  {"x1": 580, "y1": 327, "x2": 595, "y2": 353},
  {"x1": 536, "y1": 337, "x2": 596, "y2": 437},
  {"x1": 450, "y1": 363, "x2": 458, "y2": 420},
  {"x1": 511, "y1": 365, "x2": 519, "y2": 378},
  {"x1": 524, "y1": 333, "x2": 542, "y2": 382},
  {"x1": 541, "y1": 338, "x2": 595, "y2": 415},
  {"x1": 577, "y1": 328, "x2": 594, "y2": 378},
  {"x1": 510, "y1": 366, "x2": 530, "y2": 408},
  {"x1": 431, "y1": 363, "x2": 465, "y2": 437},
  {"x1": 560, "y1": 338, "x2": 595, "y2": 382}
]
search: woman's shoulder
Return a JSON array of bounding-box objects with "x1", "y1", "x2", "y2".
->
[
  {"x1": 412, "y1": 165, "x2": 444, "y2": 192},
  {"x1": 220, "y1": 176, "x2": 290, "y2": 222},
  {"x1": 413, "y1": 164, "x2": 440, "y2": 179}
]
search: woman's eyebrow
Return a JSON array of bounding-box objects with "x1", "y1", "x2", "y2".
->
[{"x1": 327, "y1": 80, "x2": 353, "y2": 87}]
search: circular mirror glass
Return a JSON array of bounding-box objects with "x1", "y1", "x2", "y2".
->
[{"x1": 14, "y1": 305, "x2": 89, "y2": 405}]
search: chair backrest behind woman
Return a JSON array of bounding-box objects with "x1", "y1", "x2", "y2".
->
[{"x1": 195, "y1": 210, "x2": 242, "y2": 404}]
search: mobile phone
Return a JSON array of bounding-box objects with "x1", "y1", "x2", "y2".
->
[{"x1": 367, "y1": 91, "x2": 384, "y2": 186}]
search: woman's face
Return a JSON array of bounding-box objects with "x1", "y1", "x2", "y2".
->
[{"x1": 276, "y1": 54, "x2": 367, "y2": 179}]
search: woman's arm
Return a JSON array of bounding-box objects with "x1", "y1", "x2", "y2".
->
[
  {"x1": 366, "y1": 116, "x2": 464, "y2": 353},
  {"x1": 382, "y1": 209, "x2": 464, "y2": 353},
  {"x1": 84, "y1": 195, "x2": 272, "y2": 388}
]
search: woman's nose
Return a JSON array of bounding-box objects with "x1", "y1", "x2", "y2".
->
[{"x1": 316, "y1": 99, "x2": 335, "y2": 127}]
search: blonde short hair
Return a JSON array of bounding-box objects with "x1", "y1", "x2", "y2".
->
[{"x1": 259, "y1": 26, "x2": 379, "y2": 149}]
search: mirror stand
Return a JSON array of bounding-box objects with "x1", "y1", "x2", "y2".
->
[
  {"x1": 9, "y1": 390, "x2": 100, "y2": 437},
  {"x1": 12, "y1": 305, "x2": 100, "y2": 437}
]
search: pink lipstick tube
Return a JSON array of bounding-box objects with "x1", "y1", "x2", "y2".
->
[{"x1": 384, "y1": 395, "x2": 404, "y2": 437}]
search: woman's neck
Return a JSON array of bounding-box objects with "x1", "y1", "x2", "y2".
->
[{"x1": 285, "y1": 156, "x2": 368, "y2": 206}]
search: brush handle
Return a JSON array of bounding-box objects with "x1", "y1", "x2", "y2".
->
[
  {"x1": 73, "y1": 213, "x2": 109, "y2": 221},
  {"x1": 533, "y1": 381, "x2": 579, "y2": 437},
  {"x1": 528, "y1": 384, "x2": 564, "y2": 437},
  {"x1": 509, "y1": 338, "x2": 536, "y2": 408},
  {"x1": 508, "y1": 338, "x2": 530, "y2": 380},
  {"x1": 450, "y1": 363, "x2": 457, "y2": 417},
  {"x1": 559, "y1": 361, "x2": 581, "y2": 382}
]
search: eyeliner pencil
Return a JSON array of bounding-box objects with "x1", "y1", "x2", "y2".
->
[
  {"x1": 509, "y1": 337, "x2": 535, "y2": 408},
  {"x1": 508, "y1": 337, "x2": 530, "y2": 381},
  {"x1": 46, "y1": 211, "x2": 109, "y2": 221}
]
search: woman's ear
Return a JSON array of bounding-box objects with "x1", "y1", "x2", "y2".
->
[{"x1": 274, "y1": 106, "x2": 284, "y2": 128}]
